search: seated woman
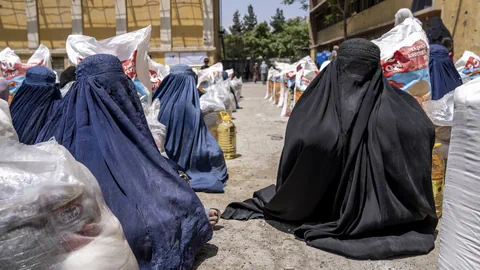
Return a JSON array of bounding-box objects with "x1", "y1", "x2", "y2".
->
[
  {"x1": 429, "y1": 44, "x2": 462, "y2": 100},
  {"x1": 17, "y1": 55, "x2": 212, "y2": 269},
  {"x1": 153, "y1": 64, "x2": 228, "y2": 193},
  {"x1": 10, "y1": 66, "x2": 60, "y2": 144},
  {"x1": 223, "y1": 39, "x2": 438, "y2": 260}
]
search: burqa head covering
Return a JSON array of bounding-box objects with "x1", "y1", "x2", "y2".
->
[
  {"x1": 223, "y1": 39, "x2": 437, "y2": 260},
  {"x1": 395, "y1": 8, "x2": 414, "y2": 26},
  {"x1": 427, "y1": 17, "x2": 452, "y2": 45},
  {"x1": 33, "y1": 55, "x2": 212, "y2": 269},
  {"x1": 429, "y1": 44, "x2": 462, "y2": 100},
  {"x1": 153, "y1": 64, "x2": 228, "y2": 193},
  {"x1": 0, "y1": 77, "x2": 8, "y2": 102},
  {"x1": 58, "y1": 66, "x2": 76, "y2": 89},
  {"x1": 10, "y1": 66, "x2": 60, "y2": 145}
]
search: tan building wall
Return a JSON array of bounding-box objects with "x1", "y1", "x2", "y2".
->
[
  {"x1": 127, "y1": 0, "x2": 162, "y2": 48},
  {"x1": 38, "y1": 0, "x2": 72, "y2": 49},
  {"x1": 171, "y1": 0, "x2": 204, "y2": 48},
  {"x1": 442, "y1": 0, "x2": 480, "y2": 57},
  {"x1": 313, "y1": 0, "x2": 413, "y2": 47},
  {"x1": 0, "y1": 0, "x2": 28, "y2": 49},
  {"x1": 82, "y1": 0, "x2": 117, "y2": 40},
  {"x1": 0, "y1": 0, "x2": 220, "y2": 67}
]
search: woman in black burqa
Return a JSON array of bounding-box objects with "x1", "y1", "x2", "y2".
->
[{"x1": 222, "y1": 39, "x2": 438, "y2": 260}]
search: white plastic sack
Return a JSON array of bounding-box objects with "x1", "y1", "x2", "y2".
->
[
  {"x1": 225, "y1": 69, "x2": 234, "y2": 79},
  {"x1": 455, "y1": 51, "x2": 480, "y2": 83},
  {"x1": 148, "y1": 56, "x2": 169, "y2": 92},
  {"x1": 0, "y1": 101, "x2": 138, "y2": 270},
  {"x1": 66, "y1": 26, "x2": 152, "y2": 102},
  {"x1": 201, "y1": 81, "x2": 234, "y2": 114},
  {"x1": 0, "y1": 45, "x2": 53, "y2": 95},
  {"x1": 197, "y1": 63, "x2": 223, "y2": 88},
  {"x1": 143, "y1": 99, "x2": 167, "y2": 156},
  {"x1": 231, "y1": 77, "x2": 243, "y2": 99},
  {"x1": 423, "y1": 91, "x2": 455, "y2": 126},
  {"x1": 439, "y1": 77, "x2": 480, "y2": 270},
  {"x1": 372, "y1": 18, "x2": 430, "y2": 98}
]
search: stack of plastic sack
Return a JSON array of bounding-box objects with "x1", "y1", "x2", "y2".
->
[
  {"x1": 438, "y1": 77, "x2": 480, "y2": 270},
  {"x1": 0, "y1": 44, "x2": 53, "y2": 102},
  {"x1": 423, "y1": 91, "x2": 455, "y2": 160},
  {"x1": 280, "y1": 63, "x2": 297, "y2": 116},
  {"x1": 200, "y1": 83, "x2": 227, "y2": 139},
  {"x1": 197, "y1": 62, "x2": 224, "y2": 91},
  {"x1": 231, "y1": 77, "x2": 243, "y2": 101},
  {"x1": 0, "y1": 99, "x2": 138, "y2": 270},
  {"x1": 148, "y1": 56, "x2": 169, "y2": 93},
  {"x1": 264, "y1": 67, "x2": 278, "y2": 100},
  {"x1": 373, "y1": 17, "x2": 430, "y2": 103},
  {"x1": 294, "y1": 56, "x2": 319, "y2": 103},
  {"x1": 66, "y1": 26, "x2": 152, "y2": 103},
  {"x1": 274, "y1": 62, "x2": 290, "y2": 108},
  {"x1": 455, "y1": 51, "x2": 480, "y2": 83}
]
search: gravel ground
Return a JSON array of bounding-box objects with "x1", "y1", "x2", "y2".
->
[{"x1": 194, "y1": 82, "x2": 439, "y2": 270}]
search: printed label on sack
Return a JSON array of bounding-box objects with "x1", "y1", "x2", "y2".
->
[
  {"x1": 0, "y1": 59, "x2": 44, "y2": 80},
  {"x1": 55, "y1": 199, "x2": 83, "y2": 225},
  {"x1": 381, "y1": 40, "x2": 428, "y2": 78},
  {"x1": 77, "y1": 50, "x2": 138, "y2": 79},
  {"x1": 463, "y1": 56, "x2": 480, "y2": 78},
  {"x1": 149, "y1": 69, "x2": 162, "y2": 90}
]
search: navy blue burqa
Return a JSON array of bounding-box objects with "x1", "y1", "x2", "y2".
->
[
  {"x1": 429, "y1": 44, "x2": 462, "y2": 100},
  {"x1": 30, "y1": 55, "x2": 211, "y2": 269},
  {"x1": 153, "y1": 65, "x2": 228, "y2": 193},
  {"x1": 10, "y1": 66, "x2": 60, "y2": 144}
]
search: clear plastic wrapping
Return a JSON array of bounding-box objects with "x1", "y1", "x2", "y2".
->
[
  {"x1": 0, "y1": 101, "x2": 138, "y2": 270},
  {"x1": 200, "y1": 81, "x2": 234, "y2": 114}
]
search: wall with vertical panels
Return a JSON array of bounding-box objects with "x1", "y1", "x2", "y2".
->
[
  {"x1": 38, "y1": 0, "x2": 72, "y2": 49},
  {"x1": 127, "y1": 0, "x2": 162, "y2": 48},
  {"x1": 0, "y1": 0, "x2": 28, "y2": 49},
  {"x1": 82, "y1": 0, "x2": 116, "y2": 40},
  {"x1": 171, "y1": 0, "x2": 204, "y2": 48}
]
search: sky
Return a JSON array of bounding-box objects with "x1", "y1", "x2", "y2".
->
[{"x1": 221, "y1": 0, "x2": 308, "y2": 31}]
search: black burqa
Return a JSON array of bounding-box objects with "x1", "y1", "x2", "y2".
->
[
  {"x1": 58, "y1": 66, "x2": 76, "y2": 89},
  {"x1": 426, "y1": 17, "x2": 453, "y2": 46},
  {"x1": 222, "y1": 39, "x2": 438, "y2": 260}
]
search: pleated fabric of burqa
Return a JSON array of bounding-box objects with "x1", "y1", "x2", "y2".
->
[
  {"x1": 24, "y1": 55, "x2": 211, "y2": 269},
  {"x1": 429, "y1": 44, "x2": 462, "y2": 100},
  {"x1": 10, "y1": 66, "x2": 60, "y2": 145},
  {"x1": 223, "y1": 39, "x2": 438, "y2": 260},
  {"x1": 153, "y1": 64, "x2": 228, "y2": 193}
]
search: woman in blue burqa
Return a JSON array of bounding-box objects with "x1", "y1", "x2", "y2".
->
[
  {"x1": 12, "y1": 54, "x2": 212, "y2": 269},
  {"x1": 429, "y1": 44, "x2": 462, "y2": 100},
  {"x1": 153, "y1": 64, "x2": 228, "y2": 193},
  {"x1": 10, "y1": 66, "x2": 60, "y2": 144}
]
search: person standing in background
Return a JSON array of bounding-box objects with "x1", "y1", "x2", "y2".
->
[
  {"x1": 328, "y1": 45, "x2": 339, "y2": 61},
  {"x1": 252, "y1": 63, "x2": 259, "y2": 83},
  {"x1": 244, "y1": 64, "x2": 250, "y2": 82},
  {"x1": 201, "y1": 58, "x2": 210, "y2": 70},
  {"x1": 260, "y1": 61, "x2": 268, "y2": 85}
]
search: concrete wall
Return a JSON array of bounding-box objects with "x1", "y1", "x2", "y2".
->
[
  {"x1": 442, "y1": 0, "x2": 480, "y2": 57},
  {"x1": 38, "y1": 0, "x2": 72, "y2": 49},
  {"x1": 0, "y1": 0, "x2": 29, "y2": 49},
  {"x1": 314, "y1": 0, "x2": 413, "y2": 46},
  {"x1": 82, "y1": 0, "x2": 117, "y2": 40},
  {"x1": 171, "y1": 0, "x2": 204, "y2": 48}
]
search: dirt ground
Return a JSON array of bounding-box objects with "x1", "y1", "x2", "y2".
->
[{"x1": 194, "y1": 82, "x2": 439, "y2": 270}]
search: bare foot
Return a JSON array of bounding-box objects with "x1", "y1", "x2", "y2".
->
[{"x1": 208, "y1": 208, "x2": 220, "y2": 226}]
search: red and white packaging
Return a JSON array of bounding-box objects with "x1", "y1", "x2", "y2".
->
[
  {"x1": 455, "y1": 51, "x2": 480, "y2": 83},
  {"x1": 148, "y1": 56, "x2": 169, "y2": 91},
  {"x1": 0, "y1": 44, "x2": 53, "y2": 95},
  {"x1": 66, "y1": 26, "x2": 151, "y2": 100}
]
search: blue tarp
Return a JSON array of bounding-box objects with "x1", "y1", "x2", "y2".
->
[
  {"x1": 429, "y1": 44, "x2": 462, "y2": 100},
  {"x1": 12, "y1": 55, "x2": 212, "y2": 270},
  {"x1": 153, "y1": 65, "x2": 228, "y2": 193},
  {"x1": 10, "y1": 66, "x2": 60, "y2": 145}
]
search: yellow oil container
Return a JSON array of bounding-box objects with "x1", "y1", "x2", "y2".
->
[
  {"x1": 217, "y1": 111, "x2": 236, "y2": 160},
  {"x1": 432, "y1": 142, "x2": 445, "y2": 218}
]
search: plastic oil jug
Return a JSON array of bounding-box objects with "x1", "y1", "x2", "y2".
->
[
  {"x1": 432, "y1": 142, "x2": 445, "y2": 218},
  {"x1": 217, "y1": 111, "x2": 236, "y2": 159}
]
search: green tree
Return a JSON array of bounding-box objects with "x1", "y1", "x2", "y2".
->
[
  {"x1": 229, "y1": 10, "x2": 243, "y2": 35},
  {"x1": 281, "y1": 0, "x2": 308, "y2": 11},
  {"x1": 243, "y1": 5, "x2": 258, "y2": 31},
  {"x1": 270, "y1": 8, "x2": 286, "y2": 33},
  {"x1": 283, "y1": 0, "x2": 357, "y2": 39},
  {"x1": 272, "y1": 17, "x2": 309, "y2": 58}
]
